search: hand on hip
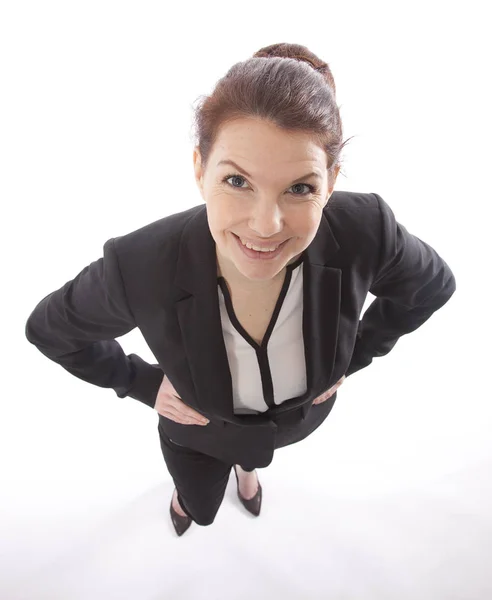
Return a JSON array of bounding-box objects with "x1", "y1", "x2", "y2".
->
[{"x1": 312, "y1": 375, "x2": 346, "y2": 405}]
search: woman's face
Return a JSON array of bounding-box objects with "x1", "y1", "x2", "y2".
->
[{"x1": 193, "y1": 117, "x2": 339, "y2": 283}]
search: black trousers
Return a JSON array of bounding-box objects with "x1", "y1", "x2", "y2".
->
[
  {"x1": 157, "y1": 396, "x2": 336, "y2": 526},
  {"x1": 158, "y1": 426, "x2": 256, "y2": 526}
]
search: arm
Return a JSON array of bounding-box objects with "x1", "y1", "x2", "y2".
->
[
  {"x1": 25, "y1": 237, "x2": 163, "y2": 408},
  {"x1": 345, "y1": 193, "x2": 456, "y2": 377}
]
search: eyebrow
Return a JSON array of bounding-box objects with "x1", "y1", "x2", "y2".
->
[{"x1": 217, "y1": 159, "x2": 322, "y2": 184}]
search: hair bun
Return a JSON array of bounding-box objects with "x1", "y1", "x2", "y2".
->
[{"x1": 253, "y1": 43, "x2": 335, "y2": 96}]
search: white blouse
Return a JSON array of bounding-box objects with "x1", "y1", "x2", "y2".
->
[{"x1": 217, "y1": 254, "x2": 307, "y2": 415}]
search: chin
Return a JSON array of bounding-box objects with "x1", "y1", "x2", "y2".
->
[{"x1": 239, "y1": 270, "x2": 278, "y2": 282}]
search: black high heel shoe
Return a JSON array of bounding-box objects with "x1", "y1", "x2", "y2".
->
[
  {"x1": 170, "y1": 488, "x2": 192, "y2": 536},
  {"x1": 233, "y1": 465, "x2": 262, "y2": 516}
]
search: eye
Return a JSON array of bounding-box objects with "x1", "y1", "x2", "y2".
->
[
  {"x1": 223, "y1": 174, "x2": 249, "y2": 189},
  {"x1": 222, "y1": 173, "x2": 317, "y2": 196},
  {"x1": 290, "y1": 183, "x2": 317, "y2": 196}
]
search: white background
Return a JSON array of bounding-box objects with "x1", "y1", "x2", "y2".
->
[{"x1": 1, "y1": 1, "x2": 490, "y2": 598}]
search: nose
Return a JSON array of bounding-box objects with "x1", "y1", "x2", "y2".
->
[{"x1": 248, "y1": 200, "x2": 284, "y2": 238}]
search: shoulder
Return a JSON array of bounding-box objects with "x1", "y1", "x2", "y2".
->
[
  {"x1": 325, "y1": 190, "x2": 380, "y2": 217},
  {"x1": 323, "y1": 190, "x2": 390, "y2": 242},
  {"x1": 106, "y1": 204, "x2": 206, "y2": 303},
  {"x1": 321, "y1": 191, "x2": 394, "y2": 273},
  {"x1": 111, "y1": 203, "x2": 205, "y2": 260}
]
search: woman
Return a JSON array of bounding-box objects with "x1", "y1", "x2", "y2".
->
[{"x1": 24, "y1": 43, "x2": 456, "y2": 537}]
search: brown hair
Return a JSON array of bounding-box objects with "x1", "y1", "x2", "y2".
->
[{"x1": 191, "y1": 42, "x2": 353, "y2": 184}]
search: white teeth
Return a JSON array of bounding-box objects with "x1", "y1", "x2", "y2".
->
[{"x1": 239, "y1": 238, "x2": 280, "y2": 252}]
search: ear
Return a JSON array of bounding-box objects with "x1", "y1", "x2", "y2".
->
[
  {"x1": 324, "y1": 164, "x2": 341, "y2": 206},
  {"x1": 193, "y1": 147, "x2": 205, "y2": 198}
]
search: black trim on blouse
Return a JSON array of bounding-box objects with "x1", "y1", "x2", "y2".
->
[{"x1": 217, "y1": 252, "x2": 304, "y2": 409}]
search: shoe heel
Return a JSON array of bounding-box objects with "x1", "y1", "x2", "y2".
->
[
  {"x1": 233, "y1": 465, "x2": 262, "y2": 517},
  {"x1": 170, "y1": 489, "x2": 192, "y2": 536}
]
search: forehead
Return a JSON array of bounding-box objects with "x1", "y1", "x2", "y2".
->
[{"x1": 212, "y1": 117, "x2": 326, "y2": 169}]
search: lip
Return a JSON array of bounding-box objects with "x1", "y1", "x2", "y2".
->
[
  {"x1": 233, "y1": 233, "x2": 289, "y2": 260},
  {"x1": 236, "y1": 235, "x2": 286, "y2": 249}
]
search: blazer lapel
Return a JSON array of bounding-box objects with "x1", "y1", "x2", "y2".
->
[
  {"x1": 173, "y1": 204, "x2": 342, "y2": 423},
  {"x1": 301, "y1": 212, "x2": 342, "y2": 417},
  {"x1": 173, "y1": 207, "x2": 234, "y2": 424}
]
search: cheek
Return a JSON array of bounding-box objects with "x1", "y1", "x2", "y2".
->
[
  {"x1": 289, "y1": 210, "x2": 320, "y2": 235},
  {"x1": 208, "y1": 203, "x2": 238, "y2": 237}
]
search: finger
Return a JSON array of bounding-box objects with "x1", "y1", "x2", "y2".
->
[
  {"x1": 180, "y1": 408, "x2": 209, "y2": 424},
  {"x1": 171, "y1": 398, "x2": 209, "y2": 424},
  {"x1": 177, "y1": 412, "x2": 209, "y2": 425},
  {"x1": 165, "y1": 408, "x2": 209, "y2": 425},
  {"x1": 314, "y1": 390, "x2": 333, "y2": 404},
  {"x1": 314, "y1": 379, "x2": 345, "y2": 405}
]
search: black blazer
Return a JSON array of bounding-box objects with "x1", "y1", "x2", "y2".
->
[{"x1": 25, "y1": 191, "x2": 456, "y2": 468}]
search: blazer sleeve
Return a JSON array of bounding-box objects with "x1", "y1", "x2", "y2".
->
[
  {"x1": 345, "y1": 193, "x2": 457, "y2": 377},
  {"x1": 24, "y1": 237, "x2": 164, "y2": 409}
]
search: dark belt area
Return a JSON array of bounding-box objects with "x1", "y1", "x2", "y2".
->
[{"x1": 222, "y1": 404, "x2": 308, "y2": 430}]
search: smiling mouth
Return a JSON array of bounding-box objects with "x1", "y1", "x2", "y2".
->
[{"x1": 233, "y1": 233, "x2": 288, "y2": 252}]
